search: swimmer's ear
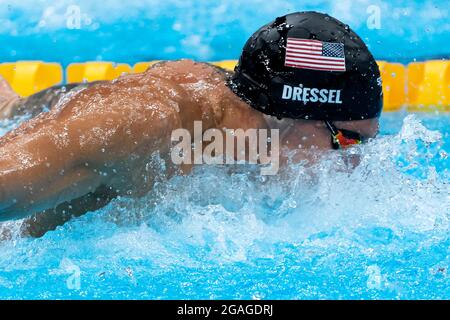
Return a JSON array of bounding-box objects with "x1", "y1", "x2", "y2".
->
[{"x1": 366, "y1": 118, "x2": 380, "y2": 139}]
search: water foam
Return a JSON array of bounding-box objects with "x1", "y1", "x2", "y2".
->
[{"x1": 0, "y1": 113, "x2": 448, "y2": 299}]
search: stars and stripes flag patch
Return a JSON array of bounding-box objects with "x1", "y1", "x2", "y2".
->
[{"x1": 284, "y1": 38, "x2": 346, "y2": 72}]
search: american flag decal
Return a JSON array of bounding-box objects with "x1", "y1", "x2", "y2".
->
[{"x1": 285, "y1": 38, "x2": 346, "y2": 72}]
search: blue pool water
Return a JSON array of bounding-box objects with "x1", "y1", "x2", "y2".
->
[
  {"x1": 0, "y1": 112, "x2": 448, "y2": 299},
  {"x1": 0, "y1": 0, "x2": 449, "y2": 300},
  {"x1": 0, "y1": 0, "x2": 449, "y2": 65}
]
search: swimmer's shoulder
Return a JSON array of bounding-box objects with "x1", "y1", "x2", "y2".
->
[{"x1": 145, "y1": 59, "x2": 231, "y2": 83}]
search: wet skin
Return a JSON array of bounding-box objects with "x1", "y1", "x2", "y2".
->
[{"x1": 0, "y1": 60, "x2": 378, "y2": 236}]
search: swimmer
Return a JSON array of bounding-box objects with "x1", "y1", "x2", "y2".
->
[{"x1": 0, "y1": 12, "x2": 382, "y2": 237}]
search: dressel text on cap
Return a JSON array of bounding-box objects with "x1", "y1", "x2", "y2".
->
[{"x1": 281, "y1": 84, "x2": 343, "y2": 104}]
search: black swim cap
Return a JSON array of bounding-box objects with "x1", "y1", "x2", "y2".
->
[{"x1": 228, "y1": 11, "x2": 383, "y2": 121}]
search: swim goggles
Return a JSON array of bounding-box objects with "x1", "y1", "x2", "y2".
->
[{"x1": 324, "y1": 121, "x2": 364, "y2": 150}]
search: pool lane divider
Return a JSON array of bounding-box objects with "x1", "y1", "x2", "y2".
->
[
  {"x1": 0, "y1": 60, "x2": 448, "y2": 112},
  {"x1": 0, "y1": 61, "x2": 62, "y2": 97},
  {"x1": 66, "y1": 62, "x2": 132, "y2": 83}
]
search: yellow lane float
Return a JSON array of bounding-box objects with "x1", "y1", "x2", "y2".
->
[
  {"x1": 377, "y1": 61, "x2": 406, "y2": 112},
  {"x1": 133, "y1": 61, "x2": 161, "y2": 73},
  {"x1": 0, "y1": 61, "x2": 62, "y2": 97},
  {"x1": 66, "y1": 62, "x2": 132, "y2": 83},
  {"x1": 407, "y1": 60, "x2": 449, "y2": 112},
  {"x1": 211, "y1": 60, "x2": 238, "y2": 71},
  {"x1": 0, "y1": 60, "x2": 449, "y2": 112}
]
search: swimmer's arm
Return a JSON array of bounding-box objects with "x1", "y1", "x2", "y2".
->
[
  {"x1": 0, "y1": 146, "x2": 106, "y2": 222},
  {"x1": 0, "y1": 79, "x2": 185, "y2": 222},
  {"x1": 0, "y1": 185, "x2": 116, "y2": 240},
  {"x1": 0, "y1": 89, "x2": 111, "y2": 221},
  {"x1": 20, "y1": 185, "x2": 117, "y2": 238}
]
